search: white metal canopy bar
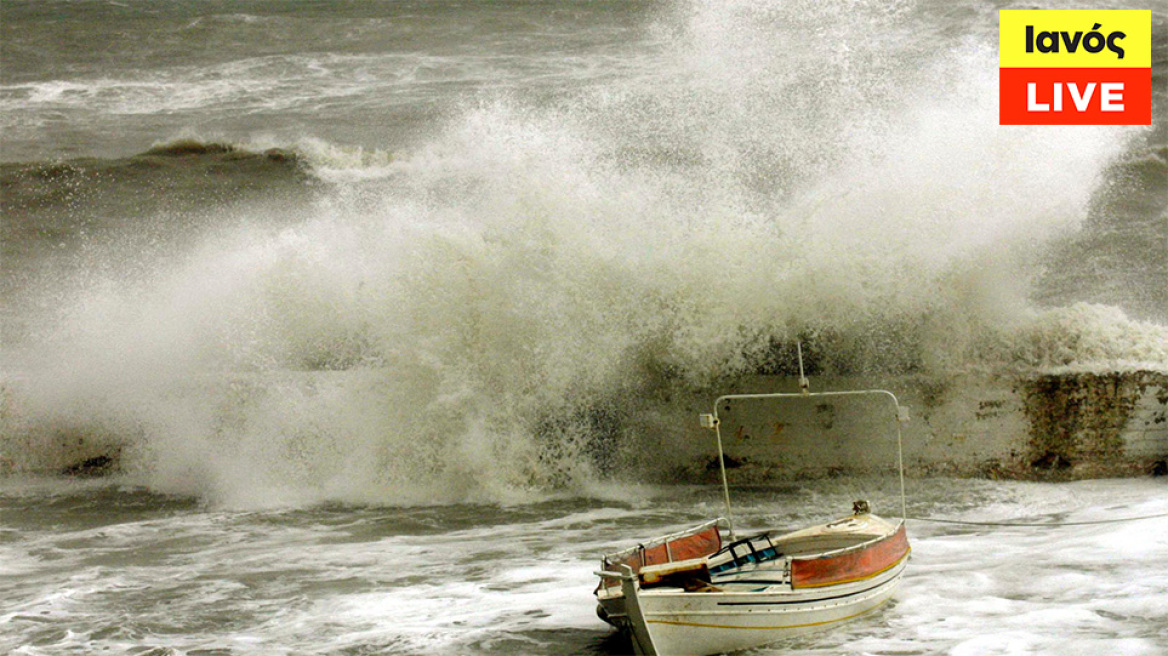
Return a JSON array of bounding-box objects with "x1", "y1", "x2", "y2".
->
[{"x1": 701, "y1": 388, "x2": 909, "y2": 540}]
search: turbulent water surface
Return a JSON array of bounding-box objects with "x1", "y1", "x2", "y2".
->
[
  {"x1": 2, "y1": 0, "x2": 1167, "y2": 653},
  {"x1": 3, "y1": 478, "x2": 1167, "y2": 655}
]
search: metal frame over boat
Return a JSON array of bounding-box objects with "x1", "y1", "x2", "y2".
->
[{"x1": 594, "y1": 347, "x2": 911, "y2": 656}]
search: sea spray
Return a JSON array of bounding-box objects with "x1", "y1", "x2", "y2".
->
[{"x1": 2, "y1": 0, "x2": 1164, "y2": 506}]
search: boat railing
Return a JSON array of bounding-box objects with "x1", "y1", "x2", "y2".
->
[
  {"x1": 786, "y1": 519, "x2": 906, "y2": 562},
  {"x1": 598, "y1": 517, "x2": 728, "y2": 589},
  {"x1": 601, "y1": 517, "x2": 727, "y2": 565}
]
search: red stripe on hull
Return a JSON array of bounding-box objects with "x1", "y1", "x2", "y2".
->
[
  {"x1": 790, "y1": 525, "x2": 909, "y2": 589},
  {"x1": 601, "y1": 526, "x2": 722, "y2": 589}
]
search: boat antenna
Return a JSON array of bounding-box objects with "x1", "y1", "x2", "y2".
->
[{"x1": 797, "y1": 341, "x2": 810, "y2": 395}]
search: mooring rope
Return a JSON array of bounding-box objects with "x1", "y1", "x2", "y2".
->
[{"x1": 906, "y1": 510, "x2": 1168, "y2": 528}]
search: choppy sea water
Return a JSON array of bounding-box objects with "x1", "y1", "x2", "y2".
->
[
  {"x1": 3, "y1": 478, "x2": 1166, "y2": 655},
  {"x1": 2, "y1": 0, "x2": 1167, "y2": 653}
]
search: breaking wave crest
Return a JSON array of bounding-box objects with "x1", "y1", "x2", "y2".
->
[{"x1": 3, "y1": 0, "x2": 1165, "y2": 507}]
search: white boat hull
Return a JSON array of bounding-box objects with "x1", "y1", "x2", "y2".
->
[
  {"x1": 594, "y1": 384, "x2": 914, "y2": 655},
  {"x1": 609, "y1": 557, "x2": 905, "y2": 655},
  {"x1": 596, "y1": 514, "x2": 910, "y2": 655}
]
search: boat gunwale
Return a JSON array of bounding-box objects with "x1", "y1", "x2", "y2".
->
[
  {"x1": 626, "y1": 552, "x2": 908, "y2": 602},
  {"x1": 784, "y1": 517, "x2": 905, "y2": 563},
  {"x1": 598, "y1": 515, "x2": 906, "y2": 597},
  {"x1": 600, "y1": 517, "x2": 727, "y2": 566}
]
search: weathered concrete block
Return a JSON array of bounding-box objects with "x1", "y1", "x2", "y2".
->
[{"x1": 673, "y1": 372, "x2": 1167, "y2": 481}]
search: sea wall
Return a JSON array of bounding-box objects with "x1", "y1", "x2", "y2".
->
[
  {"x1": 667, "y1": 371, "x2": 1168, "y2": 481},
  {"x1": 2, "y1": 370, "x2": 1165, "y2": 480}
]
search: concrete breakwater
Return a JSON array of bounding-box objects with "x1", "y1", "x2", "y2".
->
[
  {"x1": 1, "y1": 370, "x2": 1165, "y2": 481},
  {"x1": 670, "y1": 370, "x2": 1168, "y2": 481}
]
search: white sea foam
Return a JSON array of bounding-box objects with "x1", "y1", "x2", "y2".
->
[
  {"x1": 0, "y1": 56, "x2": 382, "y2": 117},
  {"x1": 3, "y1": 0, "x2": 1165, "y2": 506},
  {"x1": 4, "y1": 479, "x2": 1162, "y2": 654}
]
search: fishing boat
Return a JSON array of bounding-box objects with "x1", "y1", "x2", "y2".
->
[{"x1": 594, "y1": 350, "x2": 911, "y2": 655}]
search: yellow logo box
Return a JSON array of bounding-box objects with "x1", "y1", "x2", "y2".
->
[{"x1": 1000, "y1": 10, "x2": 1150, "y2": 68}]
